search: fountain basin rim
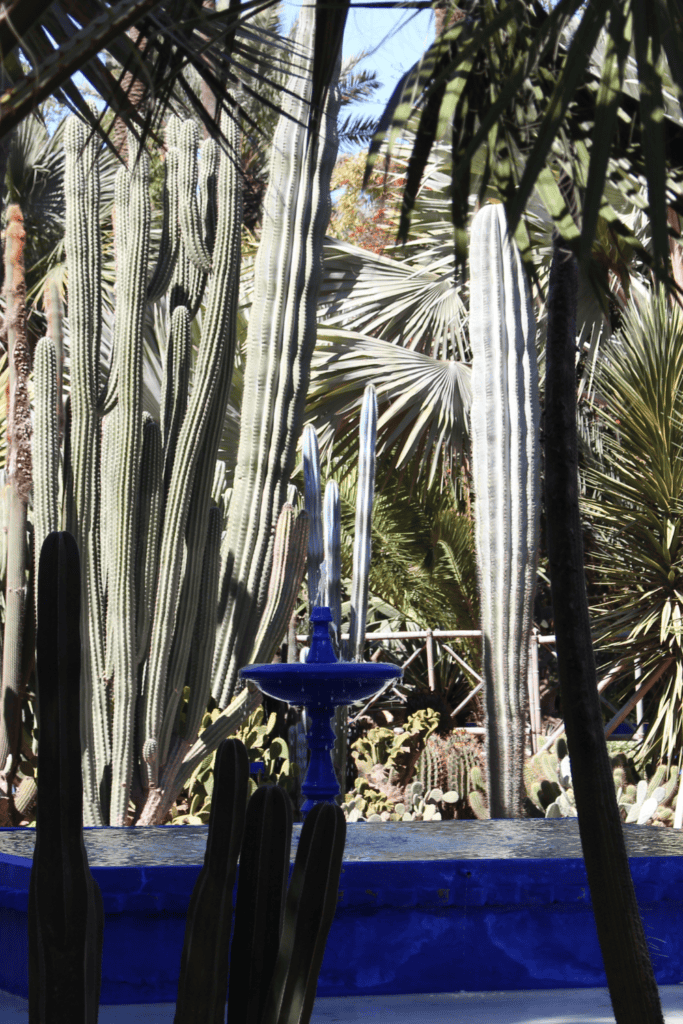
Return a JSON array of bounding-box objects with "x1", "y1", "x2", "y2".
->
[
  {"x1": 240, "y1": 661, "x2": 401, "y2": 678},
  {"x1": 239, "y1": 660, "x2": 401, "y2": 706}
]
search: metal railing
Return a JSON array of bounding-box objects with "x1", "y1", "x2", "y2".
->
[{"x1": 295, "y1": 627, "x2": 650, "y2": 756}]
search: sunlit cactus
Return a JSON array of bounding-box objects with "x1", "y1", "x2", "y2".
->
[
  {"x1": 21, "y1": 2, "x2": 344, "y2": 828},
  {"x1": 469, "y1": 203, "x2": 541, "y2": 819},
  {"x1": 302, "y1": 383, "x2": 378, "y2": 795}
]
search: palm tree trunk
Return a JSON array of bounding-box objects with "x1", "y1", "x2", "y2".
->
[{"x1": 544, "y1": 233, "x2": 664, "y2": 1024}]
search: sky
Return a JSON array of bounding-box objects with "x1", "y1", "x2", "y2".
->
[
  {"x1": 282, "y1": 3, "x2": 435, "y2": 124},
  {"x1": 69, "y1": 3, "x2": 434, "y2": 136}
]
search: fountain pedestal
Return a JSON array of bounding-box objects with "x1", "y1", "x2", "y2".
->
[{"x1": 239, "y1": 607, "x2": 401, "y2": 815}]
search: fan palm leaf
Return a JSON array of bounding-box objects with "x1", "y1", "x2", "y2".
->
[
  {"x1": 320, "y1": 235, "x2": 468, "y2": 360},
  {"x1": 307, "y1": 326, "x2": 471, "y2": 491},
  {"x1": 5, "y1": 115, "x2": 118, "y2": 319}
]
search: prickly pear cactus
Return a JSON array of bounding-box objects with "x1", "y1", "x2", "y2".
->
[
  {"x1": 170, "y1": 705, "x2": 299, "y2": 824},
  {"x1": 341, "y1": 775, "x2": 457, "y2": 822},
  {"x1": 349, "y1": 708, "x2": 440, "y2": 781}
]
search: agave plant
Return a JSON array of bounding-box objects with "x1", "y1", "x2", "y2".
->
[{"x1": 583, "y1": 286, "x2": 683, "y2": 772}]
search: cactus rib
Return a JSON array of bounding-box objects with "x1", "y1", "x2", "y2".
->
[
  {"x1": 28, "y1": 532, "x2": 104, "y2": 1023},
  {"x1": 469, "y1": 203, "x2": 540, "y2": 819}
]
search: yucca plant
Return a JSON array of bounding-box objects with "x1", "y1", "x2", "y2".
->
[{"x1": 582, "y1": 287, "x2": 683, "y2": 772}]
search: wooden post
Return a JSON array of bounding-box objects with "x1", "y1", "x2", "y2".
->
[
  {"x1": 527, "y1": 630, "x2": 541, "y2": 755},
  {"x1": 426, "y1": 629, "x2": 436, "y2": 692}
]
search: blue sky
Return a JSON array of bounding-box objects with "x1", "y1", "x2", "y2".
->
[
  {"x1": 72, "y1": 3, "x2": 434, "y2": 133},
  {"x1": 283, "y1": 3, "x2": 435, "y2": 123}
]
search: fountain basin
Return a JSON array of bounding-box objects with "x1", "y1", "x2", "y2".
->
[
  {"x1": 239, "y1": 660, "x2": 401, "y2": 706},
  {"x1": 1, "y1": 820, "x2": 682, "y2": 1004}
]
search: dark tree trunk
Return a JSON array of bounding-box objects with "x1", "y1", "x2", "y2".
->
[{"x1": 544, "y1": 234, "x2": 664, "y2": 1024}]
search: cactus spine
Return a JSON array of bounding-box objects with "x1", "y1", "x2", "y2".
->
[{"x1": 469, "y1": 203, "x2": 540, "y2": 819}]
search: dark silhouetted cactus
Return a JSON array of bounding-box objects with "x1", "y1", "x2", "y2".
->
[
  {"x1": 28, "y1": 532, "x2": 346, "y2": 1024},
  {"x1": 174, "y1": 736, "x2": 346, "y2": 1024},
  {"x1": 174, "y1": 738, "x2": 249, "y2": 1022},
  {"x1": 28, "y1": 531, "x2": 104, "y2": 1023}
]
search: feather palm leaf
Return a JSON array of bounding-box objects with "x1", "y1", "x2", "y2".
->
[{"x1": 367, "y1": 0, "x2": 683, "y2": 287}]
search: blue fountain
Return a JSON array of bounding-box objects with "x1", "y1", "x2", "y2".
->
[{"x1": 239, "y1": 606, "x2": 402, "y2": 816}]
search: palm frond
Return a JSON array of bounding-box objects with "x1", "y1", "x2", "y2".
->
[
  {"x1": 367, "y1": 0, "x2": 683, "y2": 290},
  {"x1": 337, "y1": 113, "x2": 379, "y2": 151},
  {"x1": 1, "y1": 0, "x2": 349, "y2": 155},
  {"x1": 307, "y1": 326, "x2": 471, "y2": 491},
  {"x1": 320, "y1": 236, "x2": 468, "y2": 360},
  {"x1": 583, "y1": 286, "x2": 683, "y2": 765}
]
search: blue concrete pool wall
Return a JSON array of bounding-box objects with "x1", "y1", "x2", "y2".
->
[{"x1": 0, "y1": 820, "x2": 681, "y2": 1004}]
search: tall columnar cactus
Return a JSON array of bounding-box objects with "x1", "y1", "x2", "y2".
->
[
  {"x1": 26, "y1": 4, "x2": 344, "y2": 828},
  {"x1": 469, "y1": 204, "x2": 541, "y2": 819},
  {"x1": 212, "y1": 6, "x2": 342, "y2": 708},
  {"x1": 302, "y1": 383, "x2": 378, "y2": 795},
  {"x1": 0, "y1": 204, "x2": 32, "y2": 788},
  {"x1": 348, "y1": 383, "x2": 377, "y2": 662},
  {"x1": 28, "y1": 532, "x2": 104, "y2": 1024},
  {"x1": 62, "y1": 116, "x2": 109, "y2": 824}
]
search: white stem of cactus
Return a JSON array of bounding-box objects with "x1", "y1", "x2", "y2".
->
[
  {"x1": 349, "y1": 384, "x2": 377, "y2": 662},
  {"x1": 469, "y1": 203, "x2": 540, "y2": 819}
]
